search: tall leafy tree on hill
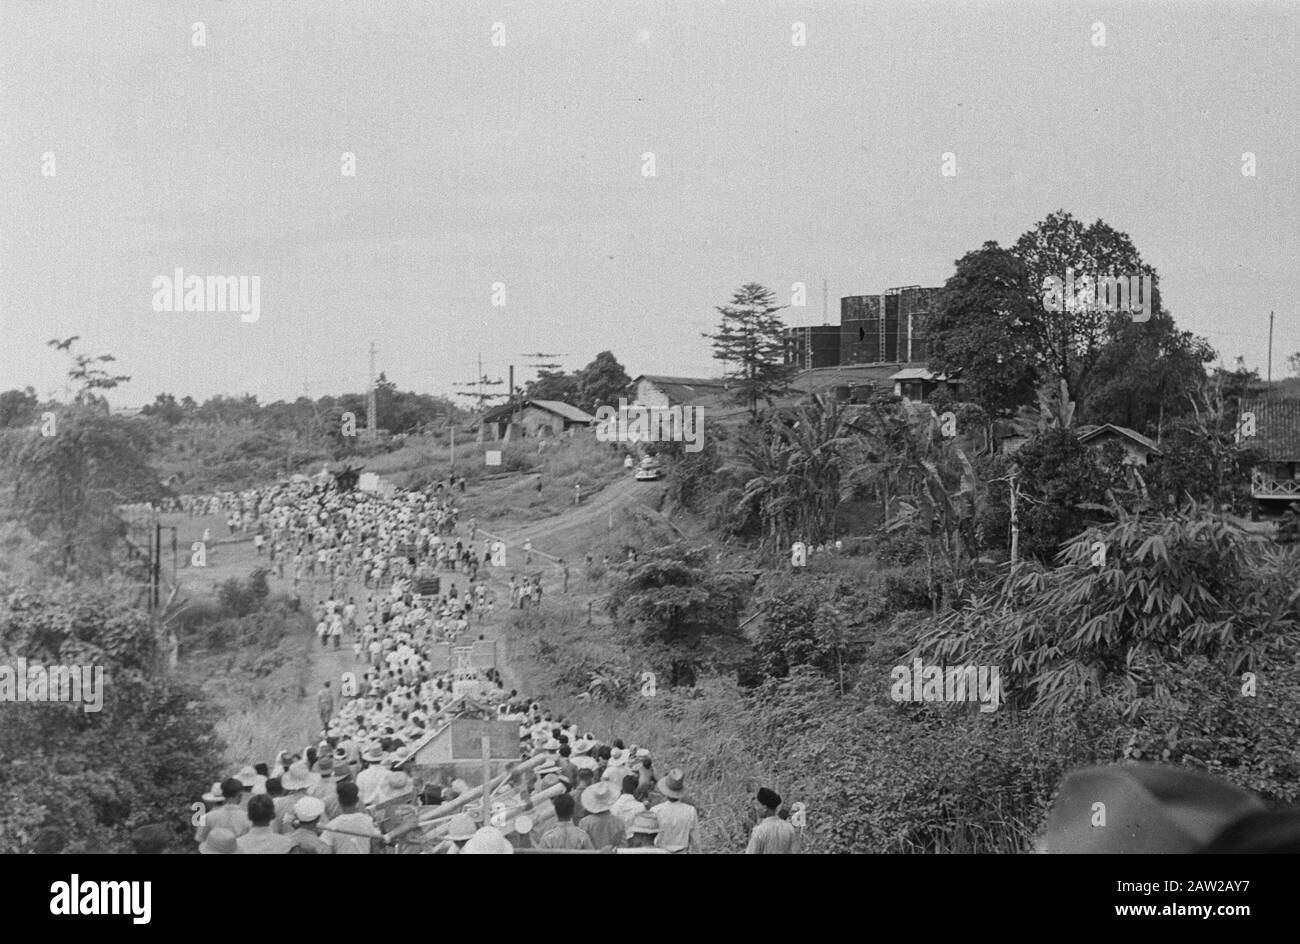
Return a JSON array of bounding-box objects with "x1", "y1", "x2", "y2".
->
[
  {"x1": 575, "y1": 351, "x2": 631, "y2": 414},
  {"x1": 13, "y1": 343, "x2": 159, "y2": 574},
  {"x1": 1082, "y1": 315, "x2": 1214, "y2": 435},
  {"x1": 1011, "y1": 210, "x2": 1162, "y2": 413},
  {"x1": 928, "y1": 241, "x2": 1041, "y2": 418},
  {"x1": 706, "y1": 283, "x2": 795, "y2": 419},
  {"x1": 733, "y1": 394, "x2": 870, "y2": 550},
  {"x1": 526, "y1": 369, "x2": 581, "y2": 405}
]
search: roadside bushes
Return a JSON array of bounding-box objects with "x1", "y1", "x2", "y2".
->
[
  {"x1": 0, "y1": 584, "x2": 223, "y2": 853},
  {"x1": 1120, "y1": 655, "x2": 1300, "y2": 805},
  {"x1": 744, "y1": 667, "x2": 1117, "y2": 852},
  {"x1": 216, "y1": 566, "x2": 270, "y2": 618}
]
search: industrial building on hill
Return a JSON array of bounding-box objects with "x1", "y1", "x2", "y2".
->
[
  {"x1": 783, "y1": 285, "x2": 943, "y2": 370},
  {"x1": 783, "y1": 285, "x2": 958, "y2": 403}
]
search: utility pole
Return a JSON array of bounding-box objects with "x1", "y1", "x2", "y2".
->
[
  {"x1": 152, "y1": 519, "x2": 162, "y2": 610},
  {"x1": 1268, "y1": 311, "x2": 1274, "y2": 388},
  {"x1": 367, "y1": 341, "x2": 378, "y2": 440},
  {"x1": 822, "y1": 277, "x2": 828, "y2": 326}
]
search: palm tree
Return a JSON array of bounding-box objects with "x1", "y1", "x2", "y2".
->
[
  {"x1": 1014, "y1": 377, "x2": 1076, "y2": 436},
  {"x1": 729, "y1": 394, "x2": 867, "y2": 551},
  {"x1": 885, "y1": 411, "x2": 982, "y2": 609}
]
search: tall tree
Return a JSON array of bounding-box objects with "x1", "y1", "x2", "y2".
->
[
  {"x1": 732, "y1": 394, "x2": 869, "y2": 550},
  {"x1": 1082, "y1": 314, "x2": 1214, "y2": 435},
  {"x1": 13, "y1": 343, "x2": 158, "y2": 573},
  {"x1": 526, "y1": 369, "x2": 581, "y2": 405},
  {"x1": 928, "y1": 241, "x2": 1041, "y2": 418},
  {"x1": 705, "y1": 283, "x2": 795, "y2": 419},
  {"x1": 575, "y1": 351, "x2": 631, "y2": 414},
  {"x1": 0, "y1": 387, "x2": 39, "y2": 428},
  {"x1": 14, "y1": 412, "x2": 160, "y2": 574},
  {"x1": 139, "y1": 392, "x2": 186, "y2": 425},
  {"x1": 1011, "y1": 210, "x2": 1162, "y2": 412}
]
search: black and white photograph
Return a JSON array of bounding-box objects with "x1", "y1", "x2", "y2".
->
[{"x1": 0, "y1": 0, "x2": 1296, "y2": 914}]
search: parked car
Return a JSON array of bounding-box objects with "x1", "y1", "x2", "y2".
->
[{"x1": 634, "y1": 456, "x2": 663, "y2": 481}]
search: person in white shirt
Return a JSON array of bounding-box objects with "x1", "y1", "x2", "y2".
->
[
  {"x1": 610, "y1": 774, "x2": 647, "y2": 837},
  {"x1": 651, "y1": 769, "x2": 700, "y2": 853},
  {"x1": 323, "y1": 781, "x2": 381, "y2": 854}
]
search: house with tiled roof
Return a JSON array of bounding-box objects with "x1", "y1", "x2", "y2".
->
[
  {"x1": 1076, "y1": 423, "x2": 1163, "y2": 466},
  {"x1": 1239, "y1": 399, "x2": 1300, "y2": 505},
  {"x1": 626, "y1": 375, "x2": 729, "y2": 409},
  {"x1": 476, "y1": 398, "x2": 595, "y2": 441}
]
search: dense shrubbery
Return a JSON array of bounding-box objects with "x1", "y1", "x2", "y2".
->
[
  {"x1": 754, "y1": 584, "x2": 849, "y2": 680},
  {"x1": 722, "y1": 504, "x2": 1300, "y2": 850},
  {"x1": 216, "y1": 566, "x2": 271, "y2": 618},
  {"x1": 1146, "y1": 417, "x2": 1254, "y2": 513},
  {"x1": 744, "y1": 668, "x2": 1117, "y2": 852},
  {"x1": 1121, "y1": 657, "x2": 1300, "y2": 804},
  {"x1": 915, "y1": 507, "x2": 1300, "y2": 713},
  {"x1": 1008, "y1": 427, "x2": 1109, "y2": 563},
  {"x1": 606, "y1": 543, "x2": 750, "y2": 673},
  {"x1": 0, "y1": 584, "x2": 223, "y2": 853}
]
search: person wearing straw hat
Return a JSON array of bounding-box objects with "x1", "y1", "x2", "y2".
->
[
  {"x1": 285, "y1": 796, "x2": 332, "y2": 854},
  {"x1": 271, "y1": 750, "x2": 292, "y2": 780},
  {"x1": 373, "y1": 768, "x2": 413, "y2": 807},
  {"x1": 506, "y1": 814, "x2": 536, "y2": 851},
  {"x1": 309, "y1": 755, "x2": 344, "y2": 819},
  {"x1": 615, "y1": 812, "x2": 669, "y2": 854},
  {"x1": 745, "y1": 787, "x2": 798, "y2": 854},
  {"x1": 198, "y1": 827, "x2": 238, "y2": 855},
  {"x1": 601, "y1": 748, "x2": 633, "y2": 787},
  {"x1": 355, "y1": 744, "x2": 388, "y2": 806},
  {"x1": 578, "y1": 781, "x2": 625, "y2": 850},
  {"x1": 195, "y1": 778, "x2": 250, "y2": 846},
  {"x1": 331, "y1": 746, "x2": 356, "y2": 782},
  {"x1": 461, "y1": 824, "x2": 515, "y2": 855},
  {"x1": 235, "y1": 764, "x2": 267, "y2": 794},
  {"x1": 650, "y1": 769, "x2": 699, "y2": 853},
  {"x1": 276, "y1": 759, "x2": 320, "y2": 827},
  {"x1": 444, "y1": 813, "x2": 478, "y2": 854},
  {"x1": 571, "y1": 738, "x2": 598, "y2": 772}
]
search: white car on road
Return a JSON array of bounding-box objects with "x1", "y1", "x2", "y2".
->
[{"x1": 634, "y1": 457, "x2": 663, "y2": 481}]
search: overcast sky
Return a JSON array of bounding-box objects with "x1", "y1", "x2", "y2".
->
[{"x1": 2, "y1": 0, "x2": 1296, "y2": 407}]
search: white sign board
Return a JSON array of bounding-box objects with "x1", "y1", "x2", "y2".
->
[{"x1": 485, "y1": 450, "x2": 502, "y2": 467}]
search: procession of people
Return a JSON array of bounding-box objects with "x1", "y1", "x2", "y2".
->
[{"x1": 184, "y1": 470, "x2": 799, "y2": 853}]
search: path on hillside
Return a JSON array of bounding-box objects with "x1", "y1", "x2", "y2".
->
[
  {"x1": 195, "y1": 472, "x2": 678, "y2": 757},
  {"x1": 292, "y1": 475, "x2": 674, "y2": 738},
  {"x1": 485, "y1": 475, "x2": 668, "y2": 560}
]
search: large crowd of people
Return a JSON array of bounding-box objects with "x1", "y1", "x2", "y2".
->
[{"x1": 181, "y1": 470, "x2": 799, "y2": 853}]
